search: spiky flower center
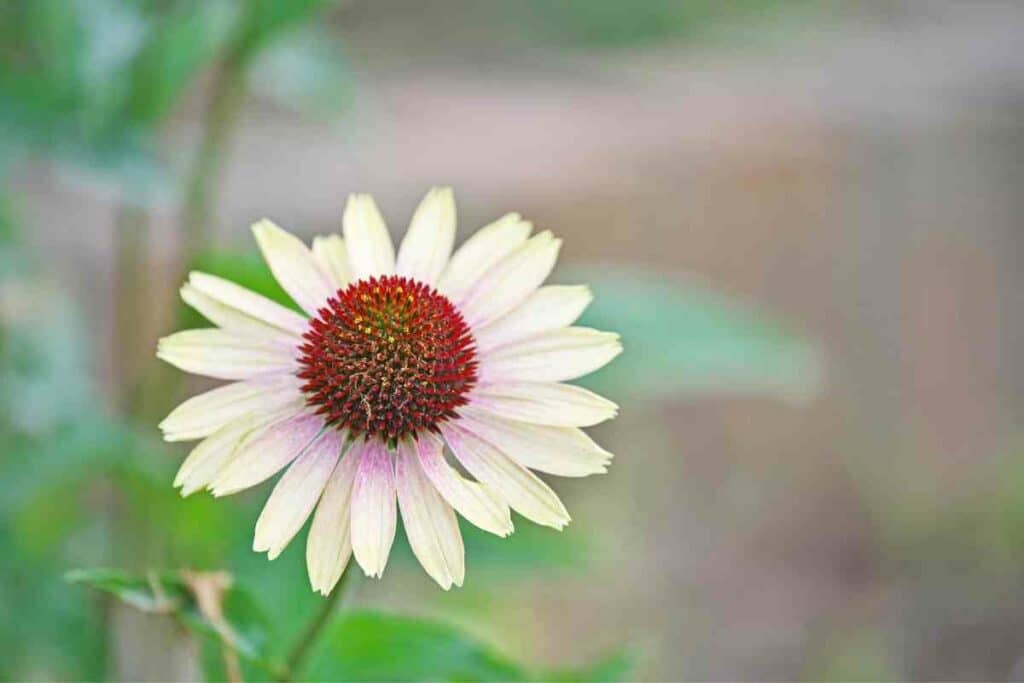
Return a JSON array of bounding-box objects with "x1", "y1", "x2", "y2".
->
[{"x1": 297, "y1": 275, "x2": 477, "y2": 440}]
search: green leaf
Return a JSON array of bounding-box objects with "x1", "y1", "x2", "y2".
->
[
  {"x1": 305, "y1": 610, "x2": 528, "y2": 682},
  {"x1": 67, "y1": 568, "x2": 281, "y2": 677},
  {"x1": 570, "y1": 268, "x2": 825, "y2": 403},
  {"x1": 545, "y1": 651, "x2": 637, "y2": 682}
]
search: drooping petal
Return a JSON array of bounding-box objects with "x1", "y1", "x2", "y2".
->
[
  {"x1": 180, "y1": 283, "x2": 299, "y2": 343},
  {"x1": 396, "y1": 187, "x2": 456, "y2": 285},
  {"x1": 413, "y1": 433, "x2": 512, "y2": 537},
  {"x1": 472, "y1": 285, "x2": 592, "y2": 353},
  {"x1": 459, "y1": 231, "x2": 561, "y2": 328},
  {"x1": 156, "y1": 329, "x2": 296, "y2": 380},
  {"x1": 188, "y1": 272, "x2": 308, "y2": 336},
  {"x1": 254, "y1": 429, "x2": 346, "y2": 560},
  {"x1": 252, "y1": 220, "x2": 336, "y2": 317},
  {"x1": 307, "y1": 447, "x2": 360, "y2": 595},
  {"x1": 457, "y1": 408, "x2": 612, "y2": 477},
  {"x1": 437, "y1": 213, "x2": 531, "y2": 303},
  {"x1": 174, "y1": 407, "x2": 302, "y2": 496},
  {"x1": 395, "y1": 440, "x2": 465, "y2": 589},
  {"x1": 349, "y1": 439, "x2": 397, "y2": 578},
  {"x1": 343, "y1": 194, "x2": 395, "y2": 280},
  {"x1": 312, "y1": 235, "x2": 352, "y2": 291},
  {"x1": 441, "y1": 422, "x2": 570, "y2": 529},
  {"x1": 468, "y1": 381, "x2": 617, "y2": 427},
  {"x1": 209, "y1": 411, "x2": 324, "y2": 496},
  {"x1": 159, "y1": 375, "x2": 303, "y2": 442},
  {"x1": 478, "y1": 327, "x2": 622, "y2": 383}
]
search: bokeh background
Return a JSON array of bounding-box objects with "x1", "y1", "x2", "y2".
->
[{"x1": 2, "y1": 0, "x2": 1023, "y2": 680}]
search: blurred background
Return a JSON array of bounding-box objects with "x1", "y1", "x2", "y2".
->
[{"x1": 2, "y1": 0, "x2": 1023, "y2": 680}]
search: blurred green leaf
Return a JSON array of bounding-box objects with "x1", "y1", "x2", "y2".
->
[
  {"x1": 67, "y1": 568, "x2": 281, "y2": 676},
  {"x1": 570, "y1": 268, "x2": 825, "y2": 403},
  {"x1": 512, "y1": 0, "x2": 821, "y2": 48},
  {"x1": 232, "y1": 0, "x2": 339, "y2": 61},
  {"x1": 116, "y1": 0, "x2": 235, "y2": 128},
  {"x1": 306, "y1": 610, "x2": 528, "y2": 682},
  {"x1": 546, "y1": 651, "x2": 636, "y2": 682}
]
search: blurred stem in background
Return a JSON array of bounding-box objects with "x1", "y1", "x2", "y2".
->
[{"x1": 181, "y1": 48, "x2": 247, "y2": 268}]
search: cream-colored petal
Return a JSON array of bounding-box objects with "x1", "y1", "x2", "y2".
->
[
  {"x1": 159, "y1": 375, "x2": 303, "y2": 442},
  {"x1": 209, "y1": 411, "x2": 324, "y2": 496},
  {"x1": 440, "y1": 422, "x2": 570, "y2": 529},
  {"x1": 478, "y1": 327, "x2": 622, "y2": 383},
  {"x1": 343, "y1": 194, "x2": 395, "y2": 280},
  {"x1": 473, "y1": 285, "x2": 592, "y2": 353},
  {"x1": 459, "y1": 231, "x2": 561, "y2": 328},
  {"x1": 181, "y1": 283, "x2": 298, "y2": 343},
  {"x1": 457, "y1": 407, "x2": 611, "y2": 477},
  {"x1": 437, "y1": 213, "x2": 531, "y2": 303},
  {"x1": 395, "y1": 440, "x2": 465, "y2": 589},
  {"x1": 254, "y1": 429, "x2": 345, "y2": 560},
  {"x1": 396, "y1": 187, "x2": 456, "y2": 285},
  {"x1": 468, "y1": 381, "x2": 617, "y2": 427},
  {"x1": 174, "y1": 407, "x2": 302, "y2": 496},
  {"x1": 306, "y1": 447, "x2": 360, "y2": 595},
  {"x1": 252, "y1": 220, "x2": 336, "y2": 317},
  {"x1": 413, "y1": 432, "x2": 512, "y2": 537},
  {"x1": 312, "y1": 235, "x2": 351, "y2": 291},
  {"x1": 188, "y1": 271, "x2": 308, "y2": 336},
  {"x1": 156, "y1": 329, "x2": 296, "y2": 380},
  {"x1": 349, "y1": 439, "x2": 397, "y2": 578}
]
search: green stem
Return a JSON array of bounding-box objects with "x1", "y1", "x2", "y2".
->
[
  {"x1": 279, "y1": 565, "x2": 354, "y2": 682},
  {"x1": 181, "y1": 52, "x2": 247, "y2": 269}
]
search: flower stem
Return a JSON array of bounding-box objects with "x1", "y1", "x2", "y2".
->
[{"x1": 279, "y1": 565, "x2": 354, "y2": 681}]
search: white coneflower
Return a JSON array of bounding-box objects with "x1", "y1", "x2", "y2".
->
[{"x1": 158, "y1": 188, "x2": 621, "y2": 593}]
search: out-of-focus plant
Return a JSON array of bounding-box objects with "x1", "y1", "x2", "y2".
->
[{"x1": 510, "y1": 0, "x2": 827, "y2": 48}]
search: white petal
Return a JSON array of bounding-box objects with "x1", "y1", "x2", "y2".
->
[
  {"x1": 473, "y1": 285, "x2": 592, "y2": 353},
  {"x1": 252, "y1": 220, "x2": 336, "y2": 317},
  {"x1": 188, "y1": 271, "x2": 308, "y2": 336},
  {"x1": 395, "y1": 440, "x2": 465, "y2": 589},
  {"x1": 437, "y1": 213, "x2": 531, "y2": 303},
  {"x1": 312, "y1": 235, "x2": 351, "y2": 291},
  {"x1": 181, "y1": 283, "x2": 298, "y2": 343},
  {"x1": 343, "y1": 194, "x2": 395, "y2": 280},
  {"x1": 413, "y1": 433, "x2": 512, "y2": 537},
  {"x1": 349, "y1": 439, "x2": 397, "y2": 578},
  {"x1": 209, "y1": 411, "x2": 324, "y2": 496},
  {"x1": 159, "y1": 375, "x2": 303, "y2": 442},
  {"x1": 157, "y1": 329, "x2": 296, "y2": 380},
  {"x1": 468, "y1": 381, "x2": 617, "y2": 427},
  {"x1": 306, "y1": 448, "x2": 360, "y2": 595},
  {"x1": 254, "y1": 429, "x2": 346, "y2": 560},
  {"x1": 459, "y1": 231, "x2": 561, "y2": 328},
  {"x1": 457, "y1": 407, "x2": 611, "y2": 477},
  {"x1": 478, "y1": 327, "x2": 622, "y2": 383},
  {"x1": 174, "y1": 407, "x2": 302, "y2": 496},
  {"x1": 440, "y1": 422, "x2": 570, "y2": 529},
  {"x1": 396, "y1": 187, "x2": 456, "y2": 285}
]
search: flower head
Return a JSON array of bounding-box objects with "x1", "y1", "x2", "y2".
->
[{"x1": 158, "y1": 188, "x2": 621, "y2": 592}]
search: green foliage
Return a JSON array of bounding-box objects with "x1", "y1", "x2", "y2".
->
[
  {"x1": 572, "y1": 269, "x2": 825, "y2": 403},
  {"x1": 512, "y1": 0, "x2": 819, "y2": 48},
  {"x1": 67, "y1": 568, "x2": 282, "y2": 678},
  {"x1": 0, "y1": 0, "x2": 347, "y2": 188},
  {"x1": 306, "y1": 610, "x2": 527, "y2": 682}
]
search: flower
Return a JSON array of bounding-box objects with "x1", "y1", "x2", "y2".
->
[{"x1": 158, "y1": 188, "x2": 621, "y2": 592}]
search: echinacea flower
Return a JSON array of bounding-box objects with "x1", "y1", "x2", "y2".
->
[{"x1": 158, "y1": 188, "x2": 621, "y2": 592}]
